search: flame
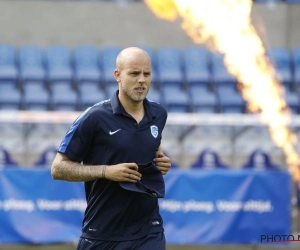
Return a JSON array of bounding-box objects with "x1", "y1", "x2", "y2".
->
[{"x1": 144, "y1": 0, "x2": 300, "y2": 181}]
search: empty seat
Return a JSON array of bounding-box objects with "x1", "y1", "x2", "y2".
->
[
  {"x1": 210, "y1": 52, "x2": 237, "y2": 88},
  {"x1": 73, "y1": 45, "x2": 102, "y2": 86},
  {"x1": 34, "y1": 146, "x2": 57, "y2": 167},
  {"x1": 45, "y1": 45, "x2": 74, "y2": 84},
  {"x1": 292, "y1": 47, "x2": 300, "y2": 88},
  {"x1": 189, "y1": 85, "x2": 218, "y2": 113},
  {"x1": 79, "y1": 84, "x2": 107, "y2": 110},
  {"x1": 105, "y1": 84, "x2": 119, "y2": 99},
  {"x1": 183, "y1": 46, "x2": 211, "y2": 87},
  {"x1": 216, "y1": 85, "x2": 245, "y2": 113},
  {"x1": 18, "y1": 45, "x2": 46, "y2": 84},
  {"x1": 99, "y1": 46, "x2": 122, "y2": 86},
  {"x1": 285, "y1": 88, "x2": 299, "y2": 114},
  {"x1": 156, "y1": 46, "x2": 184, "y2": 88},
  {"x1": 146, "y1": 86, "x2": 161, "y2": 104},
  {"x1": 22, "y1": 84, "x2": 50, "y2": 110},
  {"x1": 50, "y1": 84, "x2": 79, "y2": 111},
  {"x1": 0, "y1": 146, "x2": 19, "y2": 167},
  {"x1": 0, "y1": 44, "x2": 18, "y2": 82},
  {"x1": 191, "y1": 149, "x2": 228, "y2": 169},
  {"x1": 161, "y1": 85, "x2": 190, "y2": 112},
  {"x1": 266, "y1": 47, "x2": 292, "y2": 89},
  {"x1": 242, "y1": 149, "x2": 279, "y2": 170},
  {"x1": 0, "y1": 83, "x2": 22, "y2": 110}
]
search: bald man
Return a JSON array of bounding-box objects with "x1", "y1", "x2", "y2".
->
[{"x1": 51, "y1": 47, "x2": 171, "y2": 250}]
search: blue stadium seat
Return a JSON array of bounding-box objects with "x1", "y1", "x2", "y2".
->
[
  {"x1": 79, "y1": 84, "x2": 107, "y2": 110},
  {"x1": 156, "y1": 46, "x2": 184, "y2": 88},
  {"x1": 105, "y1": 84, "x2": 119, "y2": 99},
  {"x1": 18, "y1": 45, "x2": 46, "y2": 84},
  {"x1": 266, "y1": 47, "x2": 293, "y2": 89},
  {"x1": 22, "y1": 84, "x2": 50, "y2": 110},
  {"x1": 210, "y1": 52, "x2": 237, "y2": 88},
  {"x1": 292, "y1": 47, "x2": 300, "y2": 88},
  {"x1": 191, "y1": 149, "x2": 228, "y2": 169},
  {"x1": 0, "y1": 83, "x2": 22, "y2": 110},
  {"x1": 242, "y1": 149, "x2": 279, "y2": 170},
  {"x1": 146, "y1": 86, "x2": 161, "y2": 104},
  {"x1": 34, "y1": 146, "x2": 57, "y2": 167},
  {"x1": 50, "y1": 84, "x2": 79, "y2": 111},
  {"x1": 189, "y1": 85, "x2": 218, "y2": 113},
  {"x1": 0, "y1": 44, "x2": 18, "y2": 82},
  {"x1": 0, "y1": 146, "x2": 19, "y2": 167},
  {"x1": 136, "y1": 45, "x2": 159, "y2": 87},
  {"x1": 183, "y1": 46, "x2": 211, "y2": 88},
  {"x1": 255, "y1": 0, "x2": 281, "y2": 3},
  {"x1": 161, "y1": 85, "x2": 190, "y2": 112},
  {"x1": 73, "y1": 45, "x2": 102, "y2": 86},
  {"x1": 286, "y1": 0, "x2": 300, "y2": 3},
  {"x1": 285, "y1": 88, "x2": 299, "y2": 114},
  {"x1": 45, "y1": 45, "x2": 74, "y2": 84},
  {"x1": 216, "y1": 85, "x2": 245, "y2": 113},
  {"x1": 99, "y1": 46, "x2": 122, "y2": 86}
]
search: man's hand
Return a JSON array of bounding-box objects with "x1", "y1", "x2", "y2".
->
[
  {"x1": 154, "y1": 152, "x2": 171, "y2": 175},
  {"x1": 105, "y1": 163, "x2": 142, "y2": 183}
]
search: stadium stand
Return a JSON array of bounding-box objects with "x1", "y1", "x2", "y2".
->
[
  {"x1": 18, "y1": 45, "x2": 46, "y2": 85},
  {"x1": 266, "y1": 46, "x2": 293, "y2": 89},
  {"x1": 190, "y1": 149, "x2": 229, "y2": 169},
  {"x1": 242, "y1": 149, "x2": 280, "y2": 170},
  {"x1": 0, "y1": 146, "x2": 19, "y2": 167},
  {"x1": 0, "y1": 44, "x2": 18, "y2": 83},
  {"x1": 79, "y1": 84, "x2": 107, "y2": 110},
  {"x1": 189, "y1": 85, "x2": 218, "y2": 113},
  {"x1": 73, "y1": 45, "x2": 102, "y2": 87},
  {"x1": 99, "y1": 46, "x2": 122, "y2": 87}
]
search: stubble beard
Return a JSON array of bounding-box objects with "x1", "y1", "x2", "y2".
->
[{"x1": 121, "y1": 84, "x2": 149, "y2": 103}]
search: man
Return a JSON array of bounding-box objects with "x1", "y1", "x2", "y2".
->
[{"x1": 51, "y1": 47, "x2": 171, "y2": 250}]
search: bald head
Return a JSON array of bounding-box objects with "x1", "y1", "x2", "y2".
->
[{"x1": 116, "y1": 47, "x2": 151, "y2": 71}]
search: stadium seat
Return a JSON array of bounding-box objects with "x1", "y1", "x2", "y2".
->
[
  {"x1": 73, "y1": 45, "x2": 102, "y2": 86},
  {"x1": 99, "y1": 46, "x2": 122, "y2": 86},
  {"x1": 0, "y1": 146, "x2": 19, "y2": 167},
  {"x1": 216, "y1": 85, "x2": 245, "y2": 113},
  {"x1": 34, "y1": 146, "x2": 57, "y2": 167},
  {"x1": 286, "y1": 0, "x2": 300, "y2": 3},
  {"x1": 45, "y1": 45, "x2": 74, "y2": 84},
  {"x1": 22, "y1": 84, "x2": 50, "y2": 110},
  {"x1": 255, "y1": 0, "x2": 281, "y2": 3},
  {"x1": 156, "y1": 46, "x2": 184, "y2": 88},
  {"x1": 146, "y1": 86, "x2": 161, "y2": 104},
  {"x1": 210, "y1": 52, "x2": 237, "y2": 88},
  {"x1": 0, "y1": 44, "x2": 18, "y2": 82},
  {"x1": 50, "y1": 84, "x2": 79, "y2": 111},
  {"x1": 266, "y1": 47, "x2": 293, "y2": 89},
  {"x1": 161, "y1": 85, "x2": 190, "y2": 112},
  {"x1": 284, "y1": 88, "x2": 299, "y2": 114},
  {"x1": 79, "y1": 84, "x2": 107, "y2": 110},
  {"x1": 292, "y1": 47, "x2": 300, "y2": 89},
  {"x1": 191, "y1": 149, "x2": 228, "y2": 169},
  {"x1": 189, "y1": 85, "x2": 218, "y2": 113},
  {"x1": 0, "y1": 83, "x2": 22, "y2": 110},
  {"x1": 105, "y1": 84, "x2": 119, "y2": 99},
  {"x1": 136, "y1": 45, "x2": 159, "y2": 87},
  {"x1": 242, "y1": 149, "x2": 280, "y2": 170},
  {"x1": 183, "y1": 46, "x2": 211, "y2": 88},
  {"x1": 18, "y1": 45, "x2": 46, "y2": 84}
]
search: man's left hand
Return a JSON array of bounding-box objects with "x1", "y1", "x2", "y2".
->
[{"x1": 154, "y1": 152, "x2": 171, "y2": 175}]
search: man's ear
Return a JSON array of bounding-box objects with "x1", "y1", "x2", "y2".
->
[{"x1": 114, "y1": 69, "x2": 121, "y2": 82}]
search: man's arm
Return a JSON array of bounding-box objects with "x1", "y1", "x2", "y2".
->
[
  {"x1": 154, "y1": 145, "x2": 171, "y2": 175},
  {"x1": 51, "y1": 152, "x2": 141, "y2": 182}
]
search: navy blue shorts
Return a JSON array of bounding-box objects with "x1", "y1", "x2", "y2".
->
[{"x1": 76, "y1": 232, "x2": 166, "y2": 250}]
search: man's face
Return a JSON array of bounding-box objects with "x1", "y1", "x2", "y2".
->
[{"x1": 115, "y1": 53, "x2": 152, "y2": 103}]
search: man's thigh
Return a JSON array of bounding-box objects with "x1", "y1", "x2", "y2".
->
[{"x1": 76, "y1": 232, "x2": 166, "y2": 250}]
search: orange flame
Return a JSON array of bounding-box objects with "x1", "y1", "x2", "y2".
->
[{"x1": 144, "y1": 0, "x2": 300, "y2": 181}]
